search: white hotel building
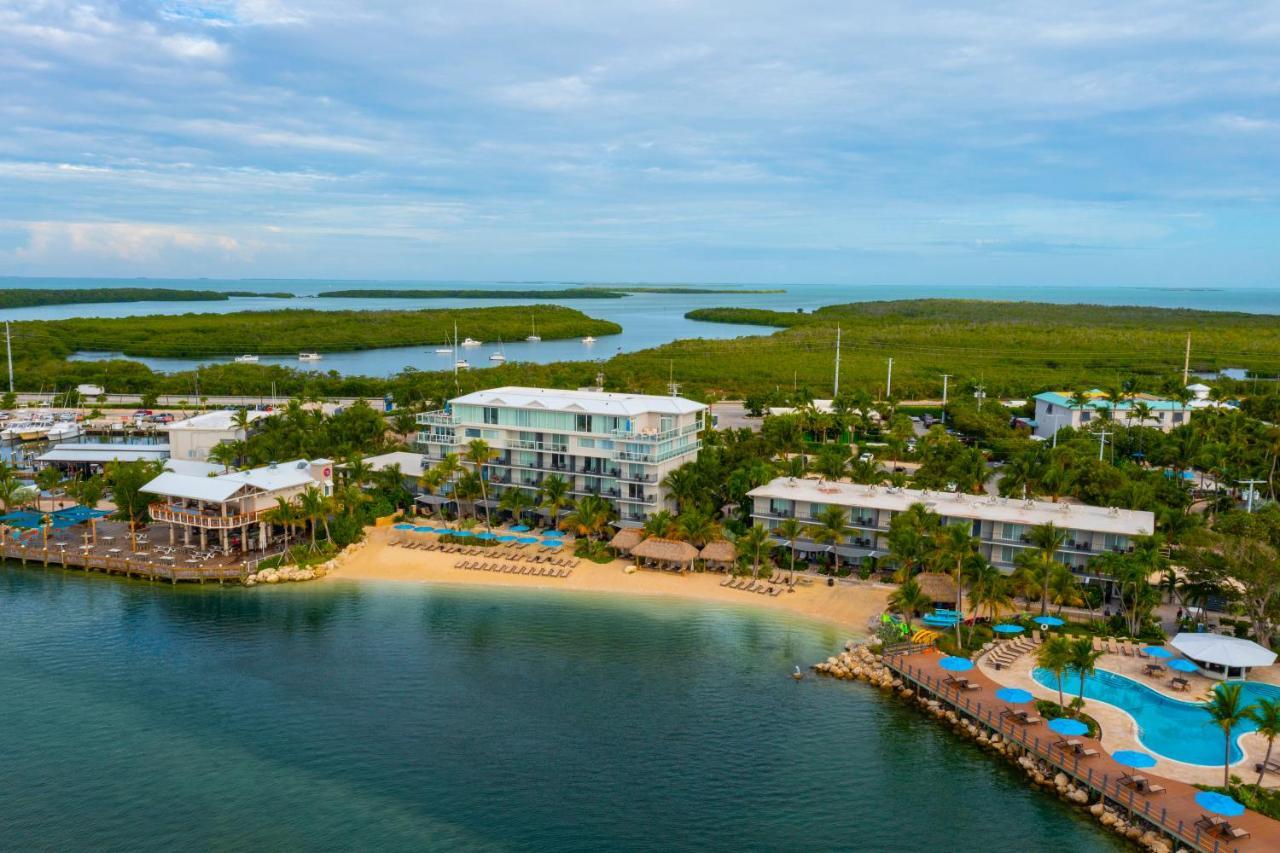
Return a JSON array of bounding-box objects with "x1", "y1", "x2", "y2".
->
[
  {"x1": 748, "y1": 477, "x2": 1155, "y2": 596},
  {"x1": 416, "y1": 387, "x2": 706, "y2": 525}
]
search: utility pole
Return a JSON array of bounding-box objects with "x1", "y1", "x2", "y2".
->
[
  {"x1": 1183, "y1": 333, "x2": 1191, "y2": 386},
  {"x1": 4, "y1": 321, "x2": 12, "y2": 394},
  {"x1": 833, "y1": 325, "x2": 841, "y2": 398},
  {"x1": 1238, "y1": 479, "x2": 1266, "y2": 513},
  {"x1": 1097, "y1": 429, "x2": 1111, "y2": 462},
  {"x1": 885, "y1": 357, "x2": 893, "y2": 400},
  {"x1": 940, "y1": 373, "x2": 951, "y2": 424}
]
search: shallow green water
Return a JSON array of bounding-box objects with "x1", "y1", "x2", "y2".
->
[{"x1": 0, "y1": 565, "x2": 1124, "y2": 851}]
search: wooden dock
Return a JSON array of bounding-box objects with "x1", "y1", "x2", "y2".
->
[
  {"x1": 883, "y1": 647, "x2": 1280, "y2": 853},
  {"x1": 1, "y1": 542, "x2": 248, "y2": 584}
]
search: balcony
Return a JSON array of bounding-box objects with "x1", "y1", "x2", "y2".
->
[
  {"x1": 417, "y1": 410, "x2": 459, "y2": 427},
  {"x1": 151, "y1": 504, "x2": 258, "y2": 529},
  {"x1": 505, "y1": 438, "x2": 569, "y2": 453},
  {"x1": 617, "y1": 493, "x2": 658, "y2": 505},
  {"x1": 611, "y1": 421, "x2": 702, "y2": 443},
  {"x1": 619, "y1": 471, "x2": 656, "y2": 483},
  {"x1": 417, "y1": 431, "x2": 460, "y2": 446},
  {"x1": 572, "y1": 486, "x2": 622, "y2": 499}
]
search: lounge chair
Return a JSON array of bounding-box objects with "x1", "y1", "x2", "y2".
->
[{"x1": 1031, "y1": 630, "x2": 1042, "y2": 645}]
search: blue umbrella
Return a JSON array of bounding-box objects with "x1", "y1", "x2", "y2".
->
[
  {"x1": 1112, "y1": 750, "x2": 1157, "y2": 769},
  {"x1": 1048, "y1": 718, "x2": 1089, "y2": 737},
  {"x1": 1195, "y1": 791, "x2": 1245, "y2": 817},
  {"x1": 393, "y1": 523, "x2": 414, "y2": 530},
  {"x1": 541, "y1": 539, "x2": 563, "y2": 547},
  {"x1": 413, "y1": 526, "x2": 435, "y2": 532},
  {"x1": 516, "y1": 536, "x2": 539, "y2": 545},
  {"x1": 996, "y1": 687, "x2": 1033, "y2": 704},
  {"x1": 1033, "y1": 616, "x2": 1065, "y2": 627},
  {"x1": 495, "y1": 535, "x2": 517, "y2": 542},
  {"x1": 1169, "y1": 659, "x2": 1198, "y2": 672},
  {"x1": 1143, "y1": 646, "x2": 1173, "y2": 658},
  {"x1": 510, "y1": 524, "x2": 530, "y2": 532},
  {"x1": 939, "y1": 656, "x2": 974, "y2": 672},
  {"x1": 541, "y1": 530, "x2": 564, "y2": 538},
  {"x1": 475, "y1": 532, "x2": 496, "y2": 540},
  {"x1": 993, "y1": 624, "x2": 1024, "y2": 635},
  {"x1": 451, "y1": 530, "x2": 475, "y2": 538}
]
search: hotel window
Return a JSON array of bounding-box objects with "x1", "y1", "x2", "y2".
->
[
  {"x1": 483, "y1": 407, "x2": 499, "y2": 425},
  {"x1": 1080, "y1": 411, "x2": 1092, "y2": 423},
  {"x1": 465, "y1": 428, "x2": 480, "y2": 438},
  {"x1": 575, "y1": 414, "x2": 592, "y2": 432},
  {"x1": 579, "y1": 437, "x2": 595, "y2": 449}
]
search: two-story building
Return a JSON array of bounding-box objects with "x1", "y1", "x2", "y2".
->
[
  {"x1": 142, "y1": 458, "x2": 333, "y2": 554},
  {"x1": 416, "y1": 386, "x2": 706, "y2": 525},
  {"x1": 1032, "y1": 390, "x2": 1192, "y2": 439},
  {"x1": 164, "y1": 409, "x2": 272, "y2": 461},
  {"x1": 748, "y1": 477, "x2": 1155, "y2": 598}
]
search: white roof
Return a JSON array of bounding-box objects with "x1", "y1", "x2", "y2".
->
[
  {"x1": 1169, "y1": 633, "x2": 1277, "y2": 668},
  {"x1": 166, "y1": 409, "x2": 271, "y2": 432},
  {"x1": 163, "y1": 459, "x2": 226, "y2": 477},
  {"x1": 346, "y1": 451, "x2": 427, "y2": 473},
  {"x1": 748, "y1": 477, "x2": 1155, "y2": 536},
  {"x1": 451, "y1": 386, "x2": 705, "y2": 417},
  {"x1": 36, "y1": 444, "x2": 170, "y2": 464},
  {"x1": 142, "y1": 459, "x2": 322, "y2": 504}
]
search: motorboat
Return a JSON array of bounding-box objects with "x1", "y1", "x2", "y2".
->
[
  {"x1": 455, "y1": 359, "x2": 471, "y2": 370},
  {"x1": 460, "y1": 337, "x2": 482, "y2": 348},
  {"x1": 298, "y1": 352, "x2": 323, "y2": 362},
  {"x1": 489, "y1": 339, "x2": 507, "y2": 362},
  {"x1": 46, "y1": 420, "x2": 81, "y2": 442},
  {"x1": 582, "y1": 336, "x2": 597, "y2": 344},
  {"x1": 235, "y1": 354, "x2": 259, "y2": 363}
]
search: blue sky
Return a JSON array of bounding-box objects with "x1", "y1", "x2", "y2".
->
[{"x1": 1, "y1": 1, "x2": 1278, "y2": 285}]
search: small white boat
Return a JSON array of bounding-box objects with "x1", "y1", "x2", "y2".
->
[
  {"x1": 582, "y1": 336, "x2": 597, "y2": 344},
  {"x1": 489, "y1": 339, "x2": 507, "y2": 362},
  {"x1": 526, "y1": 317, "x2": 541, "y2": 342},
  {"x1": 234, "y1": 354, "x2": 259, "y2": 363},
  {"x1": 460, "y1": 337, "x2": 482, "y2": 348},
  {"x1": 47, "y1": 420, "x2": 81, "y2": 442},
  {"x1": 455, "y1": 359, "x2": 471, "y2": 370},
  {"x1": 298, "y1": 352, "x2": 322, "y2": 362},
  {"x1": 434, "y1": 347, "x2": 453, "y2": 354}
]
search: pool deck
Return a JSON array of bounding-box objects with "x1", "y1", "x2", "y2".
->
[
  {"x1": 888, "y1": 648, "x2": 1280, "y2": 852},
  {"x1": 978, "y1": 647, "x2": 1278, "y2": 789}
]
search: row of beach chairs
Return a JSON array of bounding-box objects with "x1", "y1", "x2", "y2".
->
[
  {"x1": 1090, "y1": 636, "x2": 1151, "y2": 657},
  {"x1": 392, "y1": 539, "x2": 580, "y2": 568},
  {"x1": 453, "y1": 559, "x2": 572, "y2": 578},
  {"x1": 718, "y1": 576, "x2": 785, "y2": 597},
  {"x1": 986, "y1": 636, "x2": 1038, "y2": 670}
]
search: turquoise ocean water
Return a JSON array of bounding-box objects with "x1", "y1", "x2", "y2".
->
[{"x1": 0, "y1": 564, "x2": 1124, "y2": 851}]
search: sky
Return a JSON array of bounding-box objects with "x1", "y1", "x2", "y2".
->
[{"x1": 1, "y1": 1, "x2": 1279, "y2": 285}]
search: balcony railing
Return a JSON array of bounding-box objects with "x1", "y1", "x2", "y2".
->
[
  {"x1": 617, "y1": 493, "x2": 658, "y2": 505},
  {"x1": 151, "y1": 504, "x2": 259, "y2": 529},
  {"x1": 416, "y1": 410, "x2": 459, "y2": 426},
  {"x1": 416, "y1": 431, "x2": 460, "y2": 446},
  {"x1": 611, "y1": 421, "x2": 702, "y2": 443}
]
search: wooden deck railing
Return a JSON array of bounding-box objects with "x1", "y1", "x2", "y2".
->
[
  {"x1": 1, "y1": 542, "x2": 248, "y2": 584},
  {"x1": 149, "y1": 505, "x2": 259, "y2": 529}
]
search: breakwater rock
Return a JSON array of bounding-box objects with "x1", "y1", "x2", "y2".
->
[
  {"x1": 813, "y1": 644, "x2": 1184, "y2": 853},
  {"x1": 243, "y1": 537, "x2": 371, "y2": 587}
]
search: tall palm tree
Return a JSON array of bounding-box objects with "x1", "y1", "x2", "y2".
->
[
  {"x1": 642, "y1": 509, "x2": 676, "y2": 538},
  {"x1": 263, "y1": 496, "x2": 298, "y2": 552},
  {"x1": 1202, "y1": 683, "x2": 1254, "y2": 788},
  {"x1": 887, "y1": 502, "x2": 940, "y2": 581},
  {"x1": 776, "y1": 516, "x2": 805, "y2": 585},
  {"x1": 345, "y1": 454, "x2": 374, "y2": 488},
  {"x1": 466, "y1": 439, "x2": 497, "y2": 529},
  {"x1": 673, "y1": 507, "x2": 721, "y2": 548},
  {"x1": 965, "y1": 560, "x2": 1012, "y2": 621},
  {"x1": 1037, "y1": 636, "x2": 1073, "y2": 709},
  {"x1": 888, "y1": 577, "x2": 931, "y2": 627},
  {"x1": 1026, "y1": 522, "x2": 1066, "y2": 615},
  {"x1": 1247, "y1": 698, "x2": 1280, "y2": 789},
  {"x1": 497, "y1": 487, "x2": 533, "y2": 526},
  {"x1": 453, "y1": 472, "x2": 483, "y2": 519},
  {"x1": 207, "y1": 442, "x2": 238, "y2": 473},
  {"x1": 1066, "y1": 636, "x2": 1103, "y2": 713},
  {"x1": 538, "y1": 474, "x2": 571, "y2": 525},
  {"x1": 813, "y1": 505, "x2": 849, "y2": 575},
  {"x1": 561, "y1": 494, "x2": 614, "y2": 540},
  {"x1": 933, "y1": 523, "x2": 979, "y2": 647},
  {"x1": 736, "y1": 524, "x2": 774, "y2": 579},
  {"x1": 297, "y1": 486, "x2": 331, "y2": 549},
  {"x1": 661, "y1": 466, "x2": 702, "y2": 514}
]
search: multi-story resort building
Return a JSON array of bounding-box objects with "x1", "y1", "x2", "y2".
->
[
  {"x1": 1031, "y1": 389, "x2": 1193, "y2": 439},
  {"x1": 416, "y1": 386, "x2": 706, "y2": 525},
  {"x1": 748, "y1": 477, "x2": 1155, "y2": 599},
  {"x1": 142, "y1": 458, "x2": 334, "y2": 553}
]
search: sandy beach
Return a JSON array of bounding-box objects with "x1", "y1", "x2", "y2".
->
[{"x1": 325, "y1": 528, "x2": 890, "y2": 636}]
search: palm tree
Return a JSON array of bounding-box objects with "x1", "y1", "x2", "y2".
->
[
  {"x1": 453, "y1": 471, "x2": 483, "y2": 519},
  {"x1": 1037, "y1": 636, "x2": 1073, "y2": 709},
  {"x1": 673, "y1": 507, "x2": 721, "y2": 548},
  {"x1": 736, "y1": 524, "x2": 773, "y2": 579},
  {"x1": 345, "y1": 454, "x2": 374, "y2": 488},
  {"x1": 1202, "y1": 683, "x2": 1254, "y2": 788},
  {"x1": 1246, "y1": 698, "x2": 1280, "y2": 788},
  {"x1": 887, "y1": 577, "x2": 931, "y2": 627},
  {"x1": 643, "y1": 510, "x2": 676, "y2": 538},
  {"x1": 263, "y1": 496, "x2": 298, "y2": 552},
  {"x1": 933, "y1": 523, "x2": 979, "y2": 647},
  {"x1": 813, "y1": 505, "x2": 849, "y2": 575},
  {"x1": 661, "y1": 466, "x2": 701, "y2": 514},
  {"x1": 538, "y1": 474, "x2": 571, "y2": 525},
  {"x1": 1027, "y1": 522, "x2": 1066, "y2": 614},
  {"x1": 561, "y1": 494, "x2": 614, "y2": 540},
  {"x1": 497, "y1": 487, "x2": 533, "y2": 526},
  {"x1": 776, "y1": 516, "x2": 805, "y2": 585},
  {"x1": 965, "y1": 560, "x2": 1012, "y2": 621},
  {"x1": 1066, "y1": 636, "x2": 1103, "y2": 713},
  {"x1": 465, "y1": 439, "x2": 497, "y2": 529},
  {"x1": 297, "y1": 486, "x2": 331, "y2": 549},
  {"x1": 887, "y1": 502, "x2": 940, "y2": 581},
  {"x1": 207, "y1": 442, "x2": 238, "y2": 473}
]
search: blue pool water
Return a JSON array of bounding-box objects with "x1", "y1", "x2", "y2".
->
[{"x1": 1032, "y1": 667, "x2": 1280, "y2": 766}]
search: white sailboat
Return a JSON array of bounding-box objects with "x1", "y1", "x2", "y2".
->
[
  {"x1": 489, "y1": 339, "x2": 507, "y2": 362},
  {"x1": 526, "y1": 317, "x2": 541, "y2": 342}
]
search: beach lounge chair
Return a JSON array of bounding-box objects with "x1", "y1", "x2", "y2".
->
[
  {"x1": 1091, "y1": 637, "x2": 1103, "y2": 652},
  {"x1": 1227, "y1": 826, "x2": 1250, "y2": 840},
  {"x1": 1031, "y1": 630, "x2": 1042, "y2": 645},
  {"x1": 1107, "y1": 639, "x2": 1119, "y2": 654}
]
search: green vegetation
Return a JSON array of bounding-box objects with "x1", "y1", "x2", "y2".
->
[
  {"x1": 319, "y1": 286, "x2": 784, "y2": 299},
  {"x1": 0, "y1": 287, "x2": 293, "y2": 308}
]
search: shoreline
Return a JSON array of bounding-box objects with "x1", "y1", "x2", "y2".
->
[{"x1": 323, "y1": 529, "x2": 889, "y2": 637}]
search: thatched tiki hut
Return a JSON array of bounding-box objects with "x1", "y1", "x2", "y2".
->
[
  {"x1": 609, "y1": 527, "x2": 644, "y2": 557},
  {"x1": 698, "y1": 540, "x2": 736, "y2": 572},
  {"x1": 631, "y1": 537, "x2": 699, "y2": 572},
  {"x1": 915, "y1": 572, "x2": 958, "y2": 608}
]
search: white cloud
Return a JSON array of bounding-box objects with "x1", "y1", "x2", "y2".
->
[{"x1": 12, "y1": 221, "x2": 249, "y2": 262}]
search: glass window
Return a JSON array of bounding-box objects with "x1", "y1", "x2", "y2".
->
[
  {"x1": 483, "y1": 407, "x2": 499, "y2": 425},
  {"x1": 575, "y1": 414, "x2": 591, "y2": 432}
]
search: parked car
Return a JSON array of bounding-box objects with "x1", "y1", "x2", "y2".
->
[
  {"x1": 132, "y1": 409, "x2": 153, "y2": 417},
  {"x1": 858, "y1": 452, "x2": 875, "y2": 463}
]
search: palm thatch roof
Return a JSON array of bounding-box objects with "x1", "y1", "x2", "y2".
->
[
  {"x1": 915, "y1": 572, "x2": 957, "y2": 603},
  {"x1": 698, "y1": 540, "x2": 736, "y2": 565},
  {"x1": 631, "y1": 537, "x2": 699, "y2": 564},
  {"x1": 609, "y1": 527, "x2": 644, "y2": 553}
]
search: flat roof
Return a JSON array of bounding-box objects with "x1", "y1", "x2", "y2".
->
[
  {"x1": 1034, "y1": 390, "x2": 1188, "y2": 412},
  {"x1": 748, "y1": 477, "x2": 1155, "y2": 536},
  {"x1": 344, "y1": 451, "x2": 428, "y2": 473},
  {"x1": 37, "y1": 444, "x2": 170, "y2": 464},
  {"x1": 450, "y1": 386, "x2": 705, "y2": 417},
  {"x1": 166, "y1": 409, "x2": 272, "y2": 431}
]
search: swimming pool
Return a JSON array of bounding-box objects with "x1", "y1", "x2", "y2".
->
[{"x1": 1031, "y1": 667, "x2": 1280, "y2": 766}]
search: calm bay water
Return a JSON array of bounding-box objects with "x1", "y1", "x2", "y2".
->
[
  {"x1": 0, "y1": 564, "x2": 1123, "y2": 852},
  {"x1": 1, "y1": 276, "x2": 1275, "y2": 377}
]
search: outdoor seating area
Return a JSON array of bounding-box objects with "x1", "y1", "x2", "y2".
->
[
  {"x1": 389, "y1": 538, "x2": 579, "y2": 575},
  {"x1": 450, "y1": 556, "x2": 574, "y2": 578},
  {"x1": 1052, "y1": 738, "x2": 1099, "y2": 758},
  {"x1": 1196, "y1": 815, "x2": 1251, "y2": 841},
  {"x1": 1118, "y1": 774, "x2": 1165, "y2": 795},
  {"x1": 1000, "y1": 707, "x2": 1043, "y2": 725},
  {"x1": 718, "y1": 575, "x2": 785, "y2": 596},
  {"x1": 983, "y1": 634, "x2": 1041, "y2": 670}
]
